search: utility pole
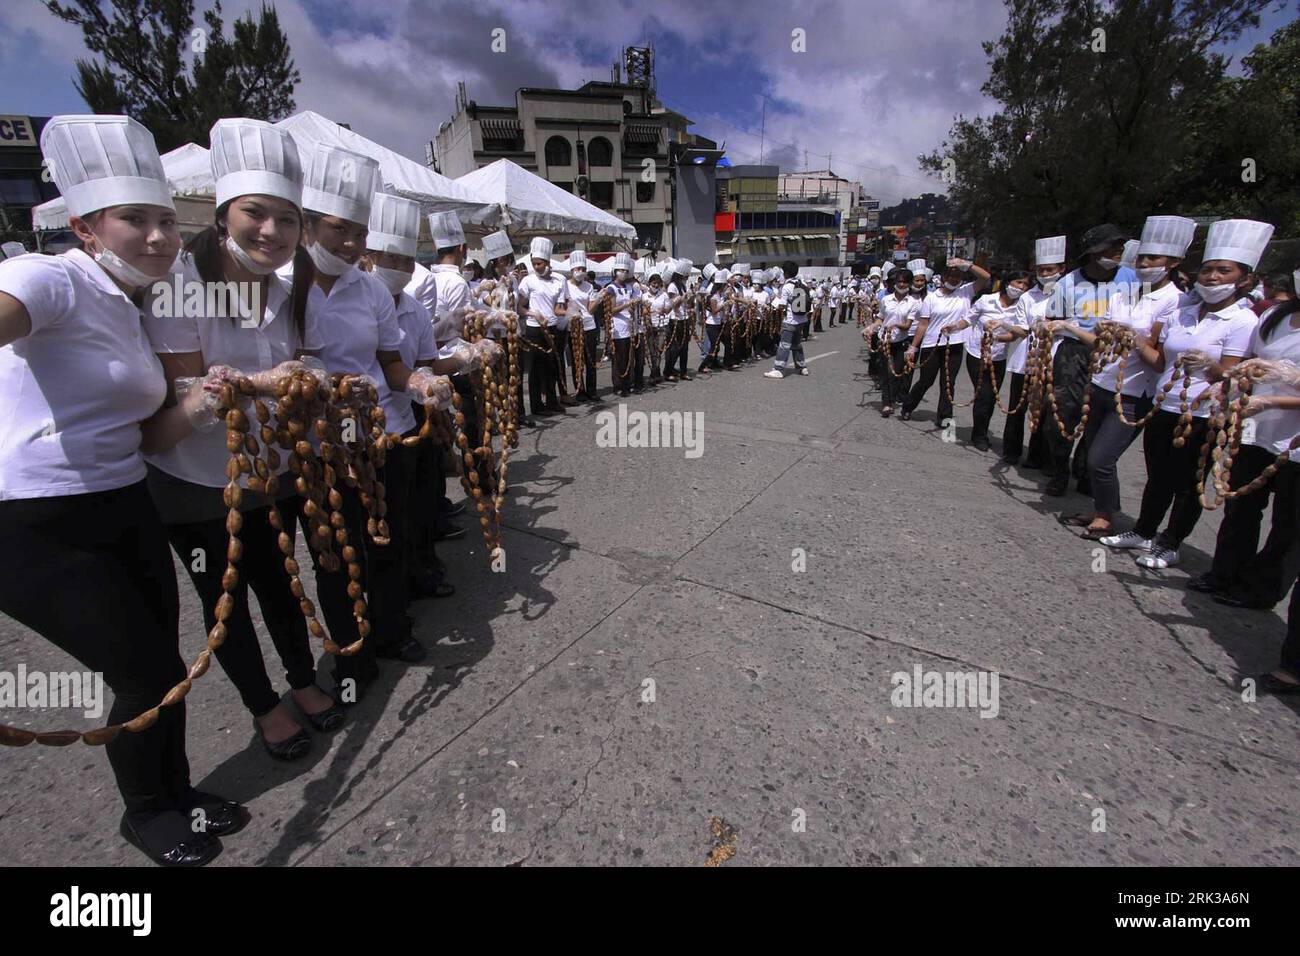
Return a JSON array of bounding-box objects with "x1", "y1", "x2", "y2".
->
[{"x1": 759, "y1": 97, "x2": 766, "y2": 165}]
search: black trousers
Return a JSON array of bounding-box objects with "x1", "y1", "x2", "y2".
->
[
  {"x1": 1045, "y1": 338, "x2": 1092, "y2": 484},
  {"x1": 663, "y1": 319, "x2": 691, "y2": 376},
  {"x1": 699, "y1": 324, "x2": 724, "y2": 371},
  {"x1": 612, "y1": 336, "x2": 645, "y2": 391},
  {"x1": 1134, "y1": 409, "x2": 1211, "y2": 546},
  {"x1": 1003, "y1": 372, "x2": 1029, "y2": 460},
  {"x1": 646, "y1": 327, "x2": 664, "y2": 377},
  {"x1": 407, "y1": 411, "x2": 443, "y2": 587},
  {"x1": 880, "y1": 340, "x2": 912, "y2": 408},
  {"x1": 731, "y1": 321, "x2": 751, "y2": 363},
  {"x1": 1282, "y1": 575, "x2": 1300, "y2": 675},
  {"x1": 295, "y1": 485, "x2": 377, "y2": 688},
  {"x1": 581, "y1": 327, "x2": 600, "y2": 396},
  {"x1": 1082, "y1": 387, "x2": 1150, "y2": 515},
  {"x1": 815, "y1": 306, "x2": 826, "y2": 332},
  {"x1": 0, "y1": 482, "x2": 190, "y2": 817},
  {"x1": 369, "y1": 440, "x2": 412, "y2": 652},
  {"x1": 1207, "y1": 449, "x2": 1300, "y2": 605},
  {"x1": 166, "y1": 503, "x2": 317, "y2": 718},
  {"x1": 524, "y1": 325, "x2": 560, "y2": 413},
  {"x1": 966, "y1": 352, "x2": 1005, "y2": 441},
  {"x1": 904, "y1": 343, "x2": 962, "y2": 422}
]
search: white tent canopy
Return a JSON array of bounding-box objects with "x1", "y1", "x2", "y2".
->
[
  {"x1": 456, "y1": 159, "x2": 637, "y2": 242},
  {"x1": 33, "y1": 142, "x2": 215, "y2": 230},
  {"x1": 275, "y1": 111, "x2": 496, "y2": 226}
]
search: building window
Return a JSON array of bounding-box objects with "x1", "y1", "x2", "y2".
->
[
  {"x1": 636, "y1": 180, "x2": 656, "y2": 204},
  {"x1": 551, "y1": 181, "x2": 572, "y2": 194},
  {"x1": 544, "y1": 136, "x2": 571, "y2": 167},
  {"x1": 589, "y1": 181, "x2": 614, "y2": 209},
  {"x1": 588, "y1": 136, "x2": 613, "y2": 167}
]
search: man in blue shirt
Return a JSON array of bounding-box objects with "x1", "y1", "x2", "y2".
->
[{"x1": 1044, "y1": 223, "x2": 1138, "y2": 496}]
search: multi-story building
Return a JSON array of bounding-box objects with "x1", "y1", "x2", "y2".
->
[
  {"x1": 432, "y1": 47, "x2": 716, "y2": 255},
  {"x1": 777, "y1": 170, "x2": 874, "y2": 266},
  {"x1": 0, "y1": 114, "x2": 60, "y2": 238},
  {"x1": 716, "y1": 165, "x2": 838, "y2": 267}
]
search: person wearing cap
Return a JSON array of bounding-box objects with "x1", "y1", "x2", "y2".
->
[
  {"x1": 517, "y1": 236, "x2": 569, "y2": 415},
  {"x1": 764, "y1": 261, "x2": 811, "y2": 379},
  {"x1": 1040, "y1": 223, "x2": 1139, "y2": 496},
  {"x1": 871, "y1": 267, "x2": 921, "y2": 415},
  {"x1": 478, "y1": 230, "x2": 531, "y2": 427},
  {"x1": 564, "y1": 249, "x2": 601, "y2": 402},
  {"x1": 1060, "y1": 216, "x2": 1194, "y2": 538},
  {"x1": 0, "y1": 114, "x2": 242, "y2": 866},
  {"x1": 697, "y1": 264, "x2": 728, "y2": 374},
  {"x1": 1001, "y1": 239, "x2": 1066, "y2": 465},
  {"x1": 663, "y1": 258, "x2": 694, "y2": 381},
  {"x1": 603, "y1": 251, "x2": 645, "y2": 395},
  {"x1": 1102, "y1": 218, "x2": 1272, "y2": 569},
  {"x1": 899, "y1": 256, "x2": 990, "y2": 424},
  {"x1": 1185, "y1": 259, "x2": 1300, "y2": 609},
  {"x1": 643, "y1": 265, "x2": 672, "y2": 383},
  {"x1": 303, "y1": 145, "x2": 433, "y2": 666},
  {"x1": 140, "y1": 117, "x2": 351, "y2": 763},
  {"x1": 364, "y1": 195, "x2": 468, "y2": 601}
]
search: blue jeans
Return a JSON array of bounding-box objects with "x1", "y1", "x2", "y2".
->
[{"x1": 773, "y1": 323, "x2": 805, "y2": 370}]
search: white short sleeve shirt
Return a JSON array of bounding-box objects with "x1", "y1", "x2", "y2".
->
[
  {"x1": 518, "y1": 272, "x2": 568, "y2": 328},
  {"x1": 919, "y1": 282, "x2": 975, "y2": 349},
  {"x1": 1155, "y1": 299, "x2": 1258, "y2": 416},
  {"x1": 1090, "y1": 282, "x2": 1183, "y2": 397}
]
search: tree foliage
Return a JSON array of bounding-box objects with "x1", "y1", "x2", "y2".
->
[
  {"x1": 44, "y1": 0, "x2": 300, "y2": 152},
  {"x1": 920, "y1": 0, "x2": 1279, "y2": 262}
]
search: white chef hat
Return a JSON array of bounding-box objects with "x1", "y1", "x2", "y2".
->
[
  {"x1": 1203, "y1": 219, "x2": 1274, "y2": 270},
  {"x1": 714, "y1": 269, "x2": 730, "y2": 283},
  {"x1": 613, "y1": 252, "x2": 634, "y2": 272},
  {"x1": 40, "y1": 114, "x2": 173, "y2": 220},
  {"x1": 567, "y1": 249, "x2": 587, "y2": 269},
  {"x1": 481, "y1": 229, "x2": 512, "y2": 260},
  {"x1": 529, "y1": 236, "x2": 554, "y2": 260},
  {"x1": 766, "y1": 267, "x2": 782, "y2": 283},
  {"x1": 209, "y1": 118, "x2": 302, "y2": 210},
  {"x1": 1034, "y1": 236, "x2": 1067, "y2": 266},
  {"x1": 428, "y1": 210, "x2": 465, "y2": 249},
  {"x1": 675, "y1": 258, "x2": 693, "y2": 276},
  {"x1": 648, "y1": 264, "x2": 666, "y2": 281},
  {"x1": 1137, "y1": 216, "x2": 1196, "y2": 259},
  {"x1": 366, "y1": 191, "x2": 420, "y2": 257},
  {"x1": 1120, "y1": 239, "x2": 1139, "y2": 269},
  {"x1": 701, "y1": 263, "x2": 717, "y2": 281},
  {"x1": 869, "y1": 266, "x2": 882, "y2": 277},
  {"x1": 907, "y1": 258, "x2": 927, "y2": 274},
  {"x1": 750, "y1": 269, "x2": 764, "y2": 282},
  {"x1": 302, "y1": 144, "x2": 379, "y2": 224},
  {"x1": 882, "y1": 262, "x2": 894, "y2": 276}
]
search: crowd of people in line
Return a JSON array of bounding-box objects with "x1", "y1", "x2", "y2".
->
[{"x1": 1, "y1": 113, "x2": 1296, "y2": 869}]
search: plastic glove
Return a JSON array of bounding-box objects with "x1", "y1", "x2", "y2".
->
[
  {"x1": 406, "y1": 367, "x2": 452, "y2": 410},
  {"x1": 247, "y1": 359, "x2": 306, "y2": 394},
  {"x1": 175, "y1": 373, "x2": 229, "y2": 431},
  {"x1": 1178, "y1": 349, "x2": 1213, "y2": 372},
  {"x1": 905, "y1": 345, "x2": 917, "y2": 361},
  {"x1": 1237, "y1": 357, "x2": 1300, "y2": 388},
  {"x1": 299, "y1": 355, "x2": 329, "y2": 386},
  {"x1": 470, "y1": 338, "x2": 504, "y2": 367},
  {"x1": 1241, "y1": 394, "x2": 1276, "y2": 417},
  {"x1": 444, "y1": 340, "x2": 475, "y2": 373}
]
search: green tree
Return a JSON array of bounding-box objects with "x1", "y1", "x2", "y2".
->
[
  {"x1": 44, "y1": 0, "x2": 300, "y2": 153},
  {"x1": 920, "y1": 0, "x2": 1272, "y2": 261}
]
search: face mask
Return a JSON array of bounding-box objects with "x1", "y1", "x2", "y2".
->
[
  {"x1": 912, "y1": 286, "x2": 926, "y2": 295},
  {"x1": 1195, "y1": 281, "x2": 1237, "y2": 304},
  {"x1": 943, "y1": 279, "x2": 961, "y2": 292},
  {"x1": 1038, "y1": 274, "x2": 1060, "y2": 291},
  {"x1": 461, "y1": 268, "x2": 474, "y2": 279},
  {"x1": 572, "y1": 269, "x2": 586, "y2": 282},
  {"x1": 224, "y1": 234, "x2": 277, "y2": 276},
  {"x1": 90, "y1": 235, "x2": 163, "y2": 289},
  {"x1": 894, "y1": 286, "x2": 908, "y2": 295},
  {"x1": 1137, "y1": 266, "x2": 1167, "y2": 284},
  {"x1": 372, "y1": 266, "x2": 412, "y2": 295},
  {"x1": 1096, "y1": 257, "x2": 1122, "y2": 271},
  {"x1": 1004, "y1": 286, "x2": 1025, "y2": 301},
  {"x1": 307, "y1": 241, "x2": 354, "y2": 277}
]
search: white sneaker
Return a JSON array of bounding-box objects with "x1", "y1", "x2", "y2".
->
[
  {"x1": 798, "y1": 367, "x2": 810, "y2": 376},
  {"x1": 764, "y1": 369, "x2": 784, "y2": 379},
  {"x1": 1136, "y1": 545, "x2": 1180, "y2": 569},
  {"x1": 1100, "y1": 531, "x2": 1152, "y2": 551}
]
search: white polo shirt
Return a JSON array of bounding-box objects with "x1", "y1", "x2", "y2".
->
[
  {"x1": 1008, "y1": 286, "x2": 1055, "y2": 376},
  {"x1": 1245, "y1": 307, "x2": 1300, "y2": 460},
  {"x1": 1090, "y1": 282, "x2": 1183, "y2": 398},
  {"x1": 1155, "y1": 299, "x2": 1257, "y2": 416},
  {"x1": 880, "y1": 292, "x2": 921, "y2": 344},
  {"x1": 965, "y1": 291, "x2": 1021, "y2": 363},
  {"x1": 143, "y1": 252, "x2": 324, "y2": 487},
  {"x1": 567, "y1": 279, "x2": 596, "y2": 332},
  {"x1": 403, "y1": 261, "x2": 438, "y2": 319},
  {"x1": 518, "y1": 271, "x2": 568, "y2": 329},
  {"x1": 706, "y1": 290, "x2": 727, "y2": 326},
  {"x1": 313, "y1": 266, "x2": 404, "y2": 429},
  {"x1": 918, "y1": 282, "x2": 975, "y2": 349},
  {"x1": 0, "y1": 250, "x2": 168, "y2": 500},
  {"x1": 606, "y1": 282, "x2": 640, "y2": 338},
  {"x1": 645, "y1": 289, "x2": 671, "y2": 329},
  {"x1": 381, "y1": 291, "x2": 438, "y2": 434},
  {"x1": 429, "y1": 264, "x2": 470, "y2": 349}
]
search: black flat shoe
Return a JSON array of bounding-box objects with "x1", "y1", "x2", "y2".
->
[
  {"x1": 256, "y1": 719, "x2": 311, "y2": 762},
  {"x1": 296, "y1": 697, "x2": 346, "y2": 733},
  {"x1": 182, "y1": 789, "x2": 250, "y2": 838},
  {"x1": 1213, "y1": 592, "x2": 1271, "y2": 610},
  {"x1": 375, "y1": 636, "x2": 427, "y2": 664},
  {"x1": 1045, "y1": 479, "x2": 1068, "y2": 497},
  {"x1": 445, "y1": 500, "x2": 466, "y2": 517},
  {"x1": 433, "y1": 524, "x2": 466, "y2": 541},
  {"x1": 1259, "y1": 672, "x2": 1300, "y2": 695},
  {"x1": 120, "y1": 811, "x2": 222, "y2": 867},
  {"x1": 898, "y1": 410, "x2": 912, "y2": 421},
  {"x1": 1186, "y1": 573, "x2": 1225, "y2": 594}
]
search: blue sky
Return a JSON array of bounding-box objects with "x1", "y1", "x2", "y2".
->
[{"x1": 3, "y1": 0, "x2": 1295, "y2": 204}]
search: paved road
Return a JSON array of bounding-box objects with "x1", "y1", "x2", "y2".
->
[{"x1": 2, "y1": 321, "x2": 1297, "y2": 866}]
